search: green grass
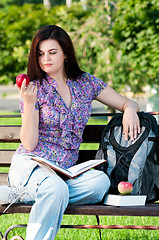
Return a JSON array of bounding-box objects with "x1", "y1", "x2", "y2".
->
[
  {"x1": 1, "y1": 214, "x2": 159, "y2": 239},
  {"x1": 1, "y1": 112, "x2": 159, "y2": 239}
]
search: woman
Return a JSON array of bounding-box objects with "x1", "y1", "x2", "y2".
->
[{"x1": 6, "y1": 25, "x2": 140, "y2": 239}]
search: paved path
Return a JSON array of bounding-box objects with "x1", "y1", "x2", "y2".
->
[{"x1": 0, "y1": 85, "x2": 20, "y2": 112}]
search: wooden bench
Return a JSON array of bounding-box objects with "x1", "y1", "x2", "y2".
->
[{"x1": 1, "y1": 113, "x2": 159, "y2": 240}]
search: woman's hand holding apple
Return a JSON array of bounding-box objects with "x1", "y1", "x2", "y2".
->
[
  {"x1": 16, "y1": 74, "x2": 30, "y2": 88},
  {"x1": 16, "y1": 74, "x2": 37, "y2": 106}
]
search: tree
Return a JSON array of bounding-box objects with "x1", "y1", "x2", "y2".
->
[
  {"x1": 0, "y1": 0, "x2": 159, "y2": 96},
  {"x1": 112, "y1": 0, "x2": 159, "y2": 93},
  {"x1": 66, "y1": 0, "x2": 72, "y2": 7},
  {"x1": 43, "y1": 0, "x2": 51, "y2": 9},
  {"x1": 80, "y1": 0, "x2": 87, "y2": 10},
  {"x1": 0, "y1": 3, "x2": 90, "y2": 84},
  {"x1": 0, "y1": 0, "x2": 65, "y2": 9}
]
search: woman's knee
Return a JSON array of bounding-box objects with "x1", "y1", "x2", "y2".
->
[
  {"x1": 88, "y1": 170, "x2": 110, "y2": 199},
  {"x1": 67, "y1": 170, "x2": 110, "y2": 204},
  {"x1": 36, "y1": 174, "x2": 69, "y2": 204},
  {"x1": 95, "y1": 170, "x2": 110, "y2": 192}
]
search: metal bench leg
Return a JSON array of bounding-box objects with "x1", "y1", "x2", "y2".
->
[
  {"x1": 2, "y1": 224, "x2": 27, "y2": 240},
  {"x1": 0, "y1": 231, "x2": 4, "y2": 239}
]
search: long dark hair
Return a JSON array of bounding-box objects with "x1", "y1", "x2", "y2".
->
[{"x1": 27, "y1": 25, "x2": 84, "y2": 83}]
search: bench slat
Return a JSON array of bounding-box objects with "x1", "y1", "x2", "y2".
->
[
  {"x1": 0, "y1": 125, "x2": 104, "y2": 143},
  {"x1": 0, "y1": 173, "x2": 8, "y2": 186},
  {"x1": 65, "y1": 204, "x2": 159, "y2": 217},
  {"x1": 0, "y1": 126, "x2": 20, "y2": 142},
  {"x1": 1, "y1": 203, "x2": 159, "y2": 217},
  {"x1": 78, "y1": 150, "x2": 97, "y2": 163},
  {"x1": 0, "y1": 150, "x2": 15, "y2": 166},
  {"x1": 82, "y1": 125, "x2": 104, "y2": 142}
]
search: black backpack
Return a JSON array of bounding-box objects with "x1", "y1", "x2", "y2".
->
[{"x1": 95, "y1": 112, "x2": 159, "y2": 202}]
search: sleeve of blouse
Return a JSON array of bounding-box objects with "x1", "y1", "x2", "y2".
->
[
  {"x1": 87, "y1": 73, "x2": 107, "y2": 100},
  {"x1": 19, "y1": 98, "x2": 39, "y2": 113}
]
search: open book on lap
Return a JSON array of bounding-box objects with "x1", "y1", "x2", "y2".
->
[{"x1": 31, "y1": 156, "x2": 106, "y2": 179}]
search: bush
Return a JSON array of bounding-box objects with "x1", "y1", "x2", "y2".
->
[
  {"x1": 0, "y1": 0, "x2": 159, "y2": 94},
  {"x1": 113, "y1": 0, "x2": 159, "y2": 92}
]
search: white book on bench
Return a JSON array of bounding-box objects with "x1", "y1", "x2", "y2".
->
[
  {"x1": 31, "y1": 156, "x2": 106, "y2": 179},
  {"x1": 104, "y1": 194, "x2": 147, "y2": 206}
]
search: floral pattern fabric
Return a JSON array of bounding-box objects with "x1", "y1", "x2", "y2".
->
[{"x1": 16, "y1": 73, "x2": 107, "y2": 168}]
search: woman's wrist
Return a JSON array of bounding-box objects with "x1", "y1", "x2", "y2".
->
[{"x1": 122, "y1": 99, "x2": 140, "y2": 113}]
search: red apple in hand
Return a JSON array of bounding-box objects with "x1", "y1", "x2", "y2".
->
[
  {"x1": 118, "y1": 181, "x2": 133, "y2": 194},
  {"x1": 16, "y1": 74, "x2": 30, "y2": 88}
]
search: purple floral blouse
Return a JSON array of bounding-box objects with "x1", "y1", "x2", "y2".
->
[{"x1": 16, "y1": 73, "x2": 107, "y2": 168}]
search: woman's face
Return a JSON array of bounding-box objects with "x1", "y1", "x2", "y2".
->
[{"x1": 38, "y1": 39, "x2": 66, "y2": 78}]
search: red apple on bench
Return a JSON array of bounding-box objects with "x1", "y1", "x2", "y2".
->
[
  {"x1": 16, "y1": 74, "x2": 30, "y2": 88},
  {"x1": 118, "y1": 181, "x2": 133, "y2": 194}
]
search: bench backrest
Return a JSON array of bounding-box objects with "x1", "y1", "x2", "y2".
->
[{"x1": 0, "y1": 113, "x2": 111, "y2": 186}]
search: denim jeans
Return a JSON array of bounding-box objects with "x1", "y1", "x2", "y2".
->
[{"x1": 9, "y1": 153, "x2": 110, "y2": 240}]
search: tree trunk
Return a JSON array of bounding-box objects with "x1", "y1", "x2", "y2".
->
[
  {"x1": 66, "y1": 0, "x2": 72, "y2": 7},
  {"x1": 43, "y1": 0, "x2": 51, "y2": 10},
  {"x1": 80, "y1": 0, "x2": 87, "y2": 10}
]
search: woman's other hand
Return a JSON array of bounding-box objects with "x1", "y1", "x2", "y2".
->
[{"x1": 122, "y1": 107, "x2": 140, "y2": 141}]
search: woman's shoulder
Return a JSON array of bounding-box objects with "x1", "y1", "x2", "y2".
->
[
  {"x1": 75, "y1": 72, "x2": 100, "y2": 83},
  {"x1": 32, "y1": 78, "x2": 49, "y2": 99},
  {"x1": 32, "y1": 77, "x2": 48, "y2": 89},
  {"x1": 75, "y1": 72, "x2": 106, "y2": 86}
]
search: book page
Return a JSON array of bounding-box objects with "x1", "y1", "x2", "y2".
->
[
  {"x1": 32, "y1": 156, "x2": 74, "y2": 177},
  {"x1": 68, "y1": 159, "x2": 106, "y2": 175},
  {"x1": 32, "y1": 156, "x2": 106, "y2": 178}
]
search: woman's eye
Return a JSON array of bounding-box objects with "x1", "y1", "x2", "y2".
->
[
  {"x1": 38, "y1": 51, "x2": 57, "y2": 56},
  {"x1": 38, "y1": 52, "x2": 43, "y2": 56},
  {"x1": 50, "y1": 52, "x2": 57, "y2": 55}
]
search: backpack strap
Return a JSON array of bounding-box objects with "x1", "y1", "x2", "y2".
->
[
  {"x1": 139, "y1": 112, "x2": 159, "y2": 135},
  {"x1": 109, "y1": 124, "x2": 149, "y2": 152}
]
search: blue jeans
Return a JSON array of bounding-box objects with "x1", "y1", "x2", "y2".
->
[{"x1": 9, "y1": 153, "x2": 110, "y2": 240}]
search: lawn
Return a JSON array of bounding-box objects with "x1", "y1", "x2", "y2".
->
[{"x1": 0, "y1": 112, "x2": 159, "y2": 239}]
